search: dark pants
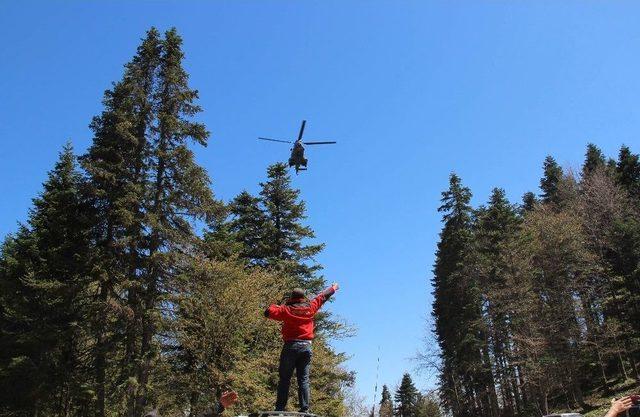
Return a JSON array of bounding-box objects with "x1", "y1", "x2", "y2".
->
[{"x1": 275, "y1": 341, "x2": 312, "y2": 412}]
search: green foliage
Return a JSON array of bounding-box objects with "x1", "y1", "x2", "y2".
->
[
  {"x1": 428, "y1": 144, "x2": 640, "y2": 417},
  {"x1": 583, "y1": 143, "x2": 606, "y2": 178},
  {"x1": 156, "y1": 260, "x2": 286, "y2": 416},
  {"x1": 259, "y1": 163, "x2": 325, "y2": 292},
  {"x1": 616, "y1": 145, "x2": 640, "y2": 199},
  {"x1": 413, "y1": 393, "x2": 441, "y2": 417},
  {"x1": 521, "y1": 191, "x2": 537, "y2": 212},
  {"x1": 540, "y1": 155, "x2": 563, "y2": 205},
  {"x1": 229, "y1": 191, "x2": 269, "y2": 264},
  {"x1": 380, "y1": 385, "x2": 392, "y2": 405},
  {"x1": 394, "y1": 373, "x2": 419, "y2": 417},
  {"x1": 0, "y1": 144, "x2": 94, "y2": 417},
  {"x1": 0, "y1": 28, "x2": 350, "y2": 417},
  {"x1": 379, "y1": 385, "x2": 394, "y2": 417}
]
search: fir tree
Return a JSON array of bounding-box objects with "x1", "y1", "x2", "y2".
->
[
  {"x1": 431, "y1": 173, "x2": 482, "y2": 417},
  {"x1": 521, "y1": 191, "x2": 537, "y2": 212},
  {"x1": 81, "y1": 27, "x2": 219, "y2": 416},
  {"x1": 394, "y1": 374, "x2": 419, "y2": 417},
  {"x1": 259, "y1": 163, "x2": 325, "y2": 291},
  {"x1": 380, "y1": 385, "x2": 392, "y2": 405},
  {"x1": 379, "y1": 385, "x2": 394, "y2": 417},
  {"x1": 202, "y1": 205, "x2": 243, "y2": 262},
  {"x1": 540, "y1": 155, "x2": 563, "y2": 205},
  {"x1": 473, "y1": 188, "x2": 519, "y2": 416},
  {"x1": 615, "y1": 145, "x2": 640, "y2": 200},
  {"x1": 229, "y1": 191, "x2": 269, "y2": 265},
  {"x1": 133, "y1": 27, "x2": 218, "y2": 415},
  {"x1": 0, "y1": 144, "x2": 93, "y2": 416},
  {"x1": 582, "y1": 143, "x2": 606, "y2": 178},
  {"x1": 81, "y1": 28, "x2": 163, "y2": 417}
]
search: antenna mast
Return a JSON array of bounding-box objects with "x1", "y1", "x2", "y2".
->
[{"x1": 371, "y1": 346, "x2": 381, "y2": 417}]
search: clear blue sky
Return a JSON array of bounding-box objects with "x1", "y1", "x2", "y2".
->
[{"x1": 2, "y1": 0, "x2": 640, "y2": 406}]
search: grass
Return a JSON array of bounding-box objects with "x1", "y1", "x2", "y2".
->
[{"x1": 547, "y1": 379, "x2": 639, "y2": 417}]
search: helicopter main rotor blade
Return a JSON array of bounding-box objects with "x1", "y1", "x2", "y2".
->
[
  {"x1": 303, "y1": 141, "x2": 337, "y2": 145},
  {"x1": 258, "y1": 137, "x2": 292, "y2": 144},
  {"x1": 297, "y1": 120, "x2": 306, "y2": 142}
]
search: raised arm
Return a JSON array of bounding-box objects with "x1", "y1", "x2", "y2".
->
[
  {"x1": 310, "y1": 283, "x2": 339, "y2": 314},
  {"x1": 264, "y1": 303, "x2": 286, "y2": 321}
]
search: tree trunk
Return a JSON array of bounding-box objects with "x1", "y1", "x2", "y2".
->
[{"x1": 95, "y1": 284, "x2": 107, "y2": 417}]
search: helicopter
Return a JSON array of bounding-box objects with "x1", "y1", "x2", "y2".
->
[{"x1": 259, "y1": 120, "x2": 336, "y2": 173}]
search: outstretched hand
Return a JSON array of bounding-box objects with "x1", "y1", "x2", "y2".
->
[
  {"x1": 220, "y1": 391, "x2": 239, "y2": 409},
  {"x1": 605, "y1": 396, "x2": 634, "y2": 417},
  {"x1": 332, "y1": 282, "x2": 339, "y2": 291}
]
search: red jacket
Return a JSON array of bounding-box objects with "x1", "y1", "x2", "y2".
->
[{"x1": 264, "y1": 286, "x2": 335, "y2": 341}]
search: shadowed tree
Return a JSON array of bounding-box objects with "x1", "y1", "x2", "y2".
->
[
  {"x1": 582, "y1": 143, "x2": 606, "y2": 178},
  {"x1": 0, "y1": 144, "x2": 94, "y2": 417},
  {"x1": 394, "y1": 374, "x2": 419, "y2": 417},
  {"x1": 540, "y1": 156, "x2": 563, "y2": 206},
  {"x1": 259, "y1": 163, "x2": 325, "y2": 292}
]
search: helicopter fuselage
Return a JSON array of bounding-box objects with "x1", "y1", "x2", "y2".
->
[{"x1": 289, "y1": 141, "x2": 308, "y2": 172}]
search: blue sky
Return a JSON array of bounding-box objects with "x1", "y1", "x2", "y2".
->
[{"x1": 2, "y1": 0, "x2": 640, "y2": 407}]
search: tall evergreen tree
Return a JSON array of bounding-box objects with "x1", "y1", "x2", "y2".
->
[
  {"x1": 521, "y1": 191, "x2": 537, "y2": 212},
  {"x1": 379, "y1": 385, "x2": 394, "y2": 417},
  {"x1": 81, "y1": 27, "x2": 219, "y2": 417},
  {"x1": 259, "y1": 163, "x2": 325, "y2": 292},
  {"x1": 0, "y1": 144, "x2": 93, "y2": 417},
  {"x1": 582, "y1": 143, "x2": 606, "y2": 178},
  {"x1": 615, "y1": 145, "x2": 640, "y2": 200},
  {"x1": 229, "y1": 191, "x2": 269, "y2": 265},
  {"x1": 540, "y1": 156, "x2": 563, "y2": 205},
  {"x1": 81, "y1": 28, "x2": 163, "y2": 417},
  {"x1": 394, "y1": 374, "x2": 419, "y2": 417},
  {"x1": 380, "y1": 385, "x2": 392, "y2": 405},
  {"x1": 474, "y1": 188, "x2": 520, "y2": 417},
  {"x1": 133, "y1": 27, "x2": 218, "y2": 415},
  {"x1": 432, "y1": 173, "x2": 486, "y2": 417}
]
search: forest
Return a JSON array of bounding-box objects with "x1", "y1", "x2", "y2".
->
[
  {"x1": 0, "y1": 28, "x2": 351, "y2": 417},
  {"x1": 2, "y1": 25, "x2": 640, "y2": 417},
  {"x1": 429, "y1": 144, "x2": 640, "y2": 417}
]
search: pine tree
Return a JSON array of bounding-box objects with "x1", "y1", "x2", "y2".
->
[
  {"x1": 259, "y1": 163, "x2": 325, "y2": 292},
  {"x1": 431, "y1": 173, "x2": 484, "y2": 417},
  {"x1": 521, "y1": 191, "x2": 537, "y2": 212},
  {"x1": 202, "y1": 204, "x2": 243, "y2": 262},
  {"x1": 0, "y1": 144, "x2": 93, "y2": 416},
  {"x1": 474, "y1": 188, "x2": 520, "y2": 416},
  {"x1": 540, "y1": 156, "x2": 563, "y2": 205},
  {"x1": 229, "y1": 191, "x2": 269, "y2": 265},
  {"x1": 133, "y1": 27, "x2": 218, "y2": 415},
  {"x1": 380, "y1": 385, "x2": 392, "y2": 405},
  {"x1": 81, "y1": 27, "x2": 219, "y2": 417},
  {"x1": 379, "y1": 385, "x2": 394, "y2": 417},
  {"x1": 394, "y1": 374, "x2": 419, "y2": 417},
  {"x1": 582, "y1": 143, "x2": 606, "y2": 178},
  {"x1": 81, "y1": 28, "x2": 163, "y2": 417},
  {"x1": 615, "y1": 145, "x2": 640, "y2": 200},
  {"x1": 425, "y1": 148, "x2": 640, "y2": 417}
]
